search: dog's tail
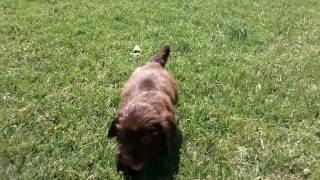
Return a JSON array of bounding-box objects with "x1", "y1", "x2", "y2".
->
[{"x1": 149, "y1": 44, "x2": 171, "y2": 67}]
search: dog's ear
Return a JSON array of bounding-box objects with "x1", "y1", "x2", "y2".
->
[
  {"x1": 159, "y1": 118, "x2": 177, "y2": 155},
  {"x1": 149, "y1": 44, "x2": 171, "y2": 67},
  {"x1": 108, "y1": 117, "x2": 119, "y2": 138}
]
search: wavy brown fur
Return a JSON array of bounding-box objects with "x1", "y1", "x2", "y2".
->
[{"x1": 108, "y1": 44, "x2": 179, "y2": 172}]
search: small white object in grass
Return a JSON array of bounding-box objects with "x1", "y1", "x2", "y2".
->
[
  {"x1": 303, "y1": 168, "x2": 311, "y2": 175},
  {"x1": 133, "y1": 45, "x2": 141, "y2": 53},
  {"x1": 255, "y1": 84, "x2": 262, "y2": 92},
  {"x1": 310, "y1": 84, "x2": 317, "y2": 91},
  {"x1": 130, "y1": 45, "x2": 142, "y2": 57}
]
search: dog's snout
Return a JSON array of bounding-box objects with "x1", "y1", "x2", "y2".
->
[{"x1": 130, "y1": 162, "x2": 144, "y2": 171}]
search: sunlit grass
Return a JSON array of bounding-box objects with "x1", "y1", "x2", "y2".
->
[{"x1": 1, "y1": 0, "x2": 319, "y2": 179}]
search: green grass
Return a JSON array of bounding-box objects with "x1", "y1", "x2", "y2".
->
[{"x1": 1, "y1": 0, "x2": 320, "y2": 179}]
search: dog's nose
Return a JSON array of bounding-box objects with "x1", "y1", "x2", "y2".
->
[{"x1": 130, "y1": 163, "x2": 144, "y2": 171}]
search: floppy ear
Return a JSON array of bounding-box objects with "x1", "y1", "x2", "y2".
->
[
  {"x1": 107, "y1": 117, "x2": 118, "y2": 138},
  {"x1": 160, "y1": 118, "x2": 177, "y2": 155},
  {"x1": 149, "y1": 44, "x2": 171, "y2": 67}
]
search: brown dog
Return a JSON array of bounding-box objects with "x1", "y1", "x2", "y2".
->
[{"x1": 108, "y1": 44, "x2": 178, "y2": 172}]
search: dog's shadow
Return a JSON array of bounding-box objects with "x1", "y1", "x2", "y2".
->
[{"x1": 122, "y1": 129, "x2": 183, "y2": 180}]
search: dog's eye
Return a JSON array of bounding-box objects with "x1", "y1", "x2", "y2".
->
[
  {"x1": 116, "y1": 131, "x2": 126, "y2": 141},
  {"x1": 141, "y1": 136, "x2": 152, "y2": 145}
]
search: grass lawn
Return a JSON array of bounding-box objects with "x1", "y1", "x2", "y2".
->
[{"x1": 1, "y1": 0, "x2": 320, "y2": 179}]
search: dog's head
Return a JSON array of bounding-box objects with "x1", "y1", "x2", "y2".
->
[{"x1": 108, "y1": 102, "x2": 176, "y2": 171}]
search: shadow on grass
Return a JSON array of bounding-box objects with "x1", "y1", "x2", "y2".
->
[{"x1": 121, "y1": 129, "x2": 183, "y2": 180}]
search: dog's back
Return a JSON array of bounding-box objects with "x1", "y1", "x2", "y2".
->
[{"x1": 120, "y1": 45, "x2": 178, "y2": 109}]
